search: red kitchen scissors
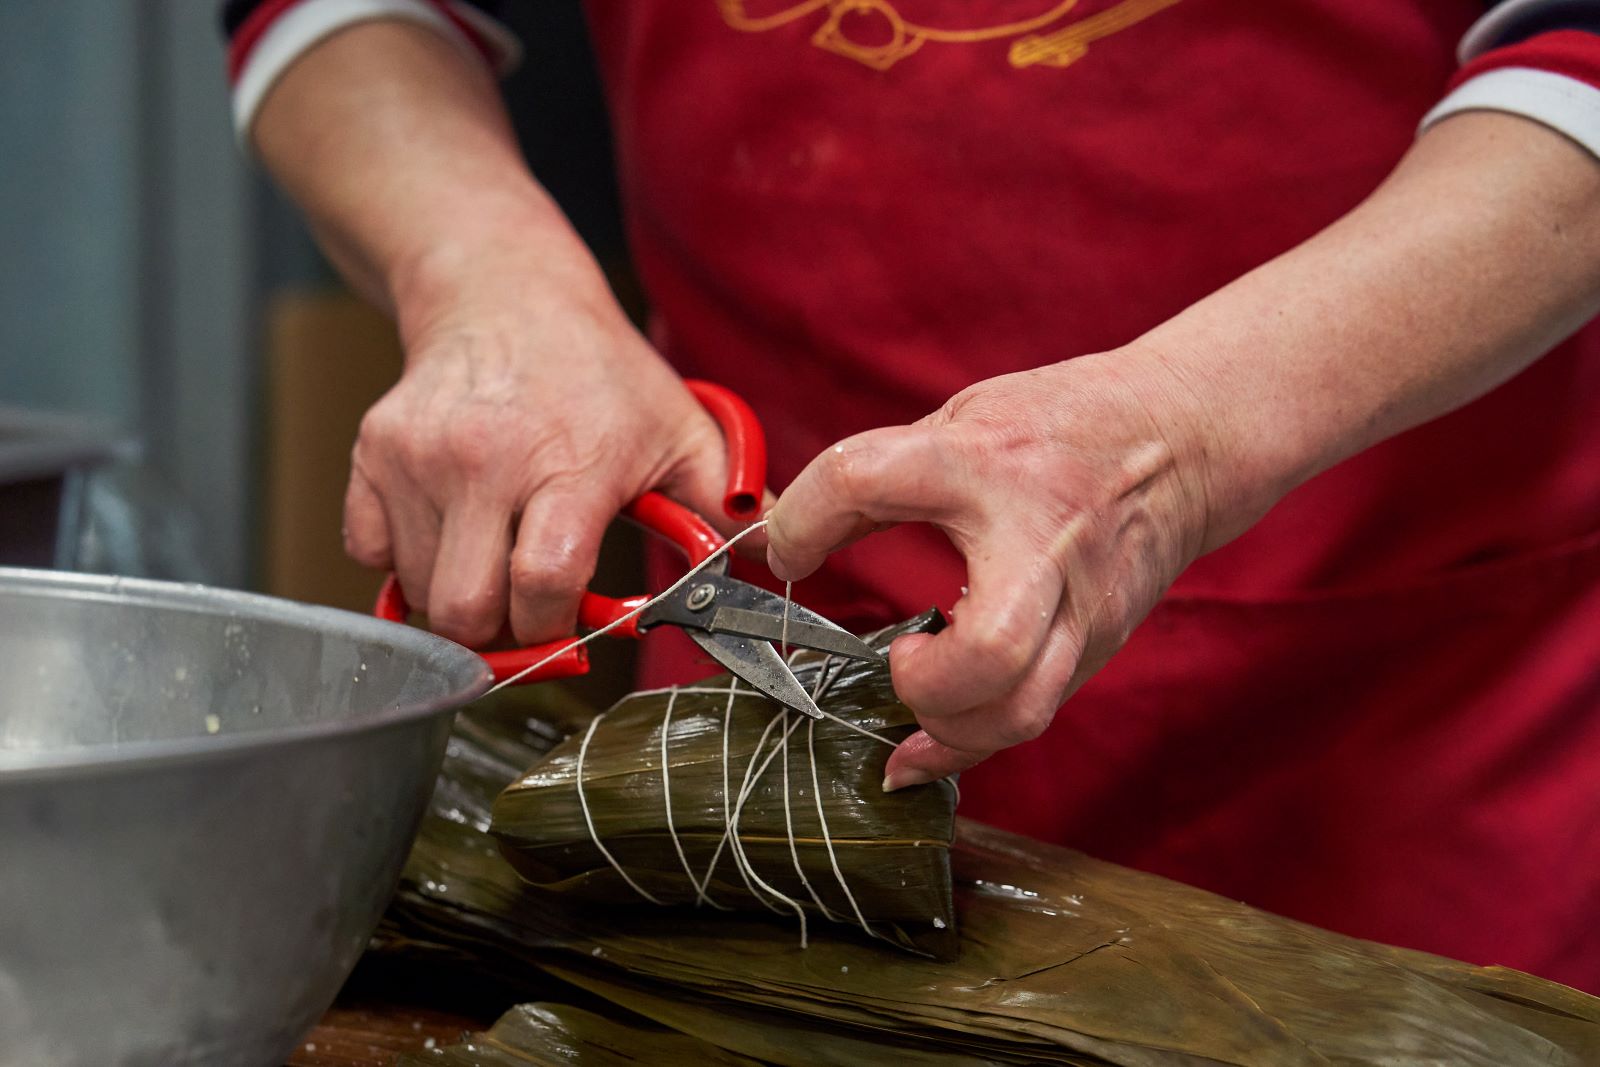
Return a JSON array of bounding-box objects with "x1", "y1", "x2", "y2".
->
[{"x1": 374, "y1": 380, "x2": 880, "y2": 718}]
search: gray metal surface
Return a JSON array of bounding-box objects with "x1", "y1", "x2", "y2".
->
[
  {"x1": 707, "y1": 606, "x2": 882, "y2": 662},
  {"x1": 641, "y1": 569, "x2": 880, "y2": 718},
  {"x1": 686, "y1": 627, "x2": 826, "y2": 719},
  {"x1": 0, "y1": 568, "x2": 491, "y2": 1067}
]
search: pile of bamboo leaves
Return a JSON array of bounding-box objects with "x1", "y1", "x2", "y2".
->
[
  {"x1": 383, "y1": 620, "x2": 1600, "y2": 1067},
  {"x1": 394, "y1": 1002, "x2": 764, "y2": 1067}
]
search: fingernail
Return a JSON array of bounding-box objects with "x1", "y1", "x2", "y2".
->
[
  {"x1": 882, "y1": 769, "x2": 934, "y2": 793},
  {"x1": 765, "y1": 546, "x2": 794, "y2": 582}
]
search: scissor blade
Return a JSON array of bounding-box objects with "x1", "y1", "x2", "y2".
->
[
  {"x1": 689, "y1": 630, "x2": 824, "y2": 719},
  {"x1": 709, "y1": 605, "x2": 883, "y2": 663}
]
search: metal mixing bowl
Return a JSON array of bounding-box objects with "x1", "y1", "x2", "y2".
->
[{"x1": 0, "y1": 568, "x2": 492, "y2": 1067}]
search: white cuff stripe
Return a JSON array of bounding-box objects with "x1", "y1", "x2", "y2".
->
[
  {"x1": 446, "y1": 1, "x2": 522, "y2": 73},
  {"x1": 1459, "y1": 0, "x2": 1600, "y2": 62},
  {"x1": 1421, "y1": 67, "x2": 1600, "y2": 159},
  {"x1": 231, "y1": 0, "x2": 479, "y2": 143}
]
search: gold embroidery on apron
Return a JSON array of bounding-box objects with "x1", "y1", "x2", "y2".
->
[
  {"x1": 716, "y1": 0, "x2": 1182, "y2": 71},
  {"x1": 1010, "y1": 0, "x2": 1182, "y2": 67}
]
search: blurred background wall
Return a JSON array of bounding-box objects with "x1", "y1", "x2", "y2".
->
[
  {"x1": 1, "y1": 1, "x2": 305, "y2": 587},
  {"x1": 0, "y1": 2, "x2": 637, "y2": 696}
]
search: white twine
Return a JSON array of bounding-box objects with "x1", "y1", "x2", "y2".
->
[
  {"x1": 714, "y1": 705, "x2": 791, "y2": 915},
  {"x1": 574, "y1": 711, "x2": 663, "y2": 905},
  {"x1": 781, "y1": 703, "x2": 841, "y2": 924},
  {"x1": 694, "y1": 679, "x2": 762, "y2": 903},
  {"x1": 487, "y1": 519, "x2": 772, "y2": 694},
  {"x1": 807, "y1": 714, "x2": 885, "y2": 941},
  {"x1": 634, "y1": 646, "x2": 923, "y2": 798},
  {"x1": 620, "y1": 685, "x2": 753, "y2": 699},
  {"x1": 724, "y1": 709, "x2": 811, "y2": 944},
  {"x1": 659, "y1": 688, "x2": 729, "y2": 911},
  {"x1": 574, "y1": 659, "x2": 896, "y2": 945},
  {"x1": 542, "y1": 515, "x2": 948, "y2": 945}
]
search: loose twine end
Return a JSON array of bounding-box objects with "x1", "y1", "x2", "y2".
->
[{"x1": 533, "y1": 514, "x2": 951, "y2": 949}]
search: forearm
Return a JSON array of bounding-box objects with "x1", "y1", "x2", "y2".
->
[
  {"x1": 252, "y1": 20, "x2": 594, "y2": 333},
  {"x1": 1135, "y1": 110, "x2": 1600, "y2": 547}
]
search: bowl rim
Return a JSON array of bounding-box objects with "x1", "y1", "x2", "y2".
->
[{"x1": 0, "y1": 567, "x2": 494, "y2": 783}]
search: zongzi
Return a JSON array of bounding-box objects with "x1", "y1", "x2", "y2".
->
[{"x1": 489, "y1": 612, "x2": 959, "y2": 957}]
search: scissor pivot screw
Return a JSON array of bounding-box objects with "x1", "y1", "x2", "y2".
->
[{"x1": 685, "y1": 583, "x2": 718, "y2": 612}]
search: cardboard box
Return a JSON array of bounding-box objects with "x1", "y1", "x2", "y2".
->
[{"x1": 261, "y1": 290, "x2": 402, "y2": 615}]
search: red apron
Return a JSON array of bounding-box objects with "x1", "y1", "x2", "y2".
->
[{"x1": 589, "y1": 0, "x2": 1600, "y2": 989}]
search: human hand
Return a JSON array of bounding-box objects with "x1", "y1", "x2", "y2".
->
[
  {"x1": 766, "y1": 351, "x2": 1245, "y2": 789},
  {"x1": 248, "y1": 20, "x2": 763, "y2": 649},
  {"x1": 344, "y1": 246, "x2": 751, "y2": 649}
]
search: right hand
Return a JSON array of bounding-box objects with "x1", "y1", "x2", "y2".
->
[
  {"x1": 344, "y1": 245, "x2": 745, "y2": 649},
  {"x1": 245, "y1": 19, "x2": 761, "y2": 648}
]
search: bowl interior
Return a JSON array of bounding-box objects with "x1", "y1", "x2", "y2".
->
[{"x1": 0, "y1": 568, "x2": 489, "y2": 765}]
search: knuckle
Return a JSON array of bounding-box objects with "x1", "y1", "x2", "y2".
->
[
  {"x1": 428, "y1": 588, "x2": 502, "y2": 644},
  {"x1": 341, "y1": 503, "x2": 392, "y2": 567},
  {"x1": 510, "y1": 542, "x2": 592, "y2": 603},
  {"x1": 343, "y1": 531, "x2": 386, "y2": 567},
  {"x1": 356, "y1": 402, "x2": 404, "y2": 450},
  {"x1": 993, "y1": 704, "x2": 1052, "y2": 748},
  {"x1": 396, "y1": 575, "x2": 429, "y2": 616},
  {"x1": 443, "y1": 422, "x2": 501, "y2": 479},
  {"x1": 1054, "y1": 626, "x2": 1089, "y2": 678},
  {"x1": 356, "y1": 416, "x2": 428, "y2": 481},
  {"x1": 819, "y1": 437, "x2": 878, "y2": 501},
  {"x1": 964, "y1": 617, "x2": 1034, "y2": 682}
]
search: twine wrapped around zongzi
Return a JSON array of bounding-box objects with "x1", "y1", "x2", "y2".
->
[{"x1": 489, "y1": 611, "x2": 959, "y2": 957}]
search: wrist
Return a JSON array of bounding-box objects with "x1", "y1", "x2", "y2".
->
[
  {"x1": 384, "y1": 188, "x2": 618, "y2": 360},
  {"x1": 1105, "y1": 339, "x2": 1303, "y2": 556},
  {"x1": 386, "y1": 183, "x2": 579, "y2": 302}
]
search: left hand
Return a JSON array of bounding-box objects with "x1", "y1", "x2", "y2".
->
[
  {"x1": 765, "y1": 350, "x2": 1244, "y2": 790},
  {"x1": 767, "y1": 111, "x2": 1600, "y2": 791}
]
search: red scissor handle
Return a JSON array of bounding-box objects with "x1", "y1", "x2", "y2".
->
[
  {"x1": 374, "y1": 379, "x2": 765, "y2": 685},
  {"x1": 685, "y1": 379, "x2": 765, "y2": 523},
  {"x1": 375, "y1": 573, "x2": 592, "y2": 682}
]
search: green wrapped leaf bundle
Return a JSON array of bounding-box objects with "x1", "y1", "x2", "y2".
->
[
  {"x1": 489, "y1": 612, "x2": 959, "y2": 957},
  {"x1": 382, "y1": 626, "x2": 1600, "y2": 1067}
]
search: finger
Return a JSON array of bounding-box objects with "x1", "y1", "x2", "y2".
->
[
  {"x1": 508, "y1": 482, "x2": 618, "y2": 644},
  {"x1": 426, "y1": 496, "x2": 513, "y2": 648},
  {"x1": 343, "y1": 466, "x2": 393, "y2": 570},
  {"x1": 386, "y1": 494, "x2": 443, "y2": 615},
  {"x1": 886, "y1": 617, "x2": 1084, "y2": 795},
  {"x1": 882, "y1": 729, "x2": 986, "y2": 792},
  {"x1": 889, "y1": 541, "x2": 1065, "y2": 719},
  {"x1": 765, "y1": 426, "x2": 951, "y2": 581}
]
